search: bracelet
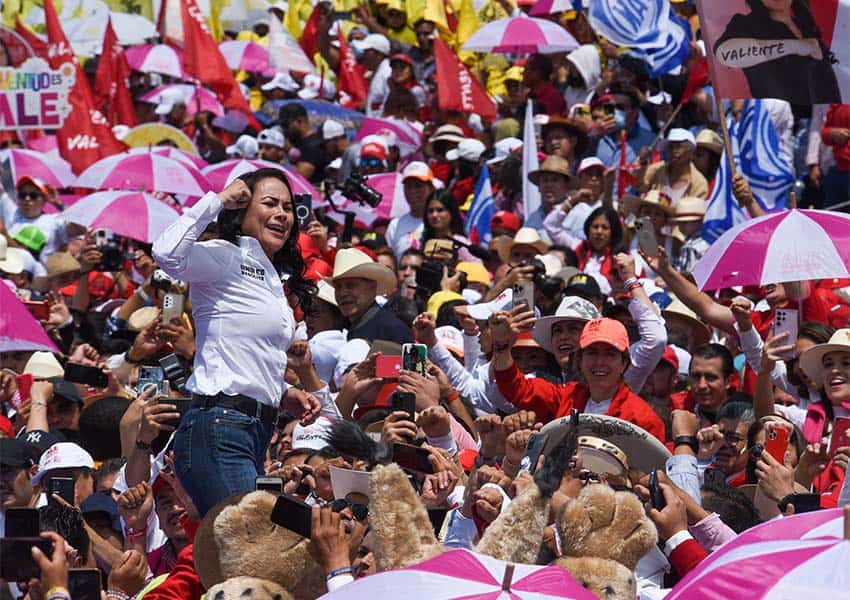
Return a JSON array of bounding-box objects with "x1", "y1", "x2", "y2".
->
[
  {"x1": 125, "y1": 525, "x2": 147, "y2": 541},
  {"x1": 124, "y1": 350, "x2": 143, "y2": 365},
  {"x1": 627, "y1": 281, "x2": 643, "y2": 292},
  {"x1": 623, "y1": 277, "x2": 639, "y2": 288},
  {"x1": 326, "y1": 566, "x2": 353, "y2": 581},
  {"x1": 107, "y1": 590, "x2": 130, "y2": 600},
  {"x1": 135, "y1": 438, "x2": 152, "y2": 452},
  {"x1": 673, "y1": 435, "x2": 698, "y2": 453},
  {"x1": 136, "y1": 287, "x2": 151, "y2": 303},
  {"x1": 46, "y1": 588, "x2": 71, "y2": 600}
]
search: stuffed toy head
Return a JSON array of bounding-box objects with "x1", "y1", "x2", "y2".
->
[
  {"x1": 206, "y1": 576, "x2": 291, "y2": 600},
  {"x1": 552, "y1": 556, "x2": 636, "y2": 600}
]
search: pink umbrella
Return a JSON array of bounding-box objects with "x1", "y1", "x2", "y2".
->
[
  {"x1": 691, "y1": 209, "x2": 850, "y2": 290},
  {"x1": 319, "y1": 549, "x2": 596, "y2": 599},
  {"x1": 200, "y1": 159, "x2": 319, "y2": 196},
  {"x1": 75, "y1": 153, "x2": 212, "y2": 196},
  {"x1": 462, "y1": 15, "x2": 579, "y2": 54},
  {"x1": 140, "y1": 84, "x2": 225, "y2": 116},
  {"x1": 128, "y1": 146, "x2": 208, "y2": 170},
  {"x1": 62, "y1": 191, "x2": 181, "y2": 243},
  {"x1": 125, "y1": 44, "x2": 185, "y2": 78},
  {"x1": 0, "y1": 284, "x2": 59, "y2": 353},
  {"x1": 0, "y1": 149, "x2": 75, "y2": 188},
  {"x1": 667, "y1": 508, "x2": 850, "y2": 600},
  {"x1": 219, "y1": 40, "x2": 270, "y2": 74},
  {"x1": 355, "y1": 118, "x2": 423, "y2": 158},
  {"x1": 530, "y1": 0, "x2": 588, "y2": 16}
]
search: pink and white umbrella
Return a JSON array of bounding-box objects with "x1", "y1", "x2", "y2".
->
[
  {"x1": 462, "y1": 15, "x2": 579, "y2": 54},
  {"x1": 319, "y1": 549, "x2": 596, "y2": 599},
  {"x1": 0, "y1": 148, "x2": 75, "y2": 188},
  {"x1": 692, "y1": 209, "x2": 850, "y2": 290},
  {"x1": 219, "y1": 40, "x2": 270, "y2": 74},
  {"x1": 128, "y1": 146, "x2": 208, "y2": 170},
  {"x1": 328, "y1": 172, "x2": 406, "y2": 226},
  {"x1": 0, "y1": 284, "x2": 59, "y2": 353},
  {"x1": 140, "y1": 84, "x2": 225, "y2": 116},
  {"x1": 355, "y1": 118, "x2": 423, "y2": 159},
  {"x1": 200, "y1": 159, "x2": 319, "y2": 197},
  {"x1": 667, "y1": 508, "x2": 850, "y2": 600},
  {"x1": 530, "y1": 0, "x2": 588, "y2": 16},
  {"x1": 62, "y1": 191, "x2": 180, "y2": 243},
  {"x1": 125, "y1": 44, "x2": 185, "y2": 78},
  {"x1": 75, "y1": 153, "x2": 212, "y2": 197}
]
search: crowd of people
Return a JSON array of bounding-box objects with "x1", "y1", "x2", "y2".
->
[{"x1": 2, "y1": 0, "x2": 850, "y2": 598}]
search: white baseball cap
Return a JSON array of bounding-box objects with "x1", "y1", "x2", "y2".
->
[
  {"x1": 466, "y1": 288, "x2": 513, "y2": 320},
  {"x1": 257, "y1": 128, "x2": 285, "y2": 148},
  {"x1": 487, "y1": 137, "x2": 522, "y2": 165},
  {"x1": 401, "y1": 161, "x2": 434, "y2": 183},
  {"x1": 352, "y1": 33, "x2": 390, "y2": 56},
  {"x1": 578, "y1": 157, "x2": 605, "y2": 175},
  {"x1": 435, "y1": 326, "x2": 464, "y2": 357},
  {"x1": 291, "y1": 416, "x2": 333, "y2": 452},
  {"x1": 322, "y1": 119, "x2": 346, "y2": 141},
  {"x1": 261, "y1": 71, "x2": 299, "y2": 92},
  {"x1": 667, "y1": 128, "x2": 696, "y2": 146},
  {"x1": 298, "y1": 73, "x2": 337, "y2": 100},
  {"x1": 226, "y1": 134, "x2": 259, "y2": 159},
  {"x1": 0, "y1": 235, "x2": 24, "y2": 275},
  {"x1": 446, "y1": 138, "x2": 487, "y2": 162},
  {"x1": 31, "y1": 442, "x2": 94, "y2": 485},
  {"x1": 154, "y1": 87, "x2": 186, "y2": 115}
]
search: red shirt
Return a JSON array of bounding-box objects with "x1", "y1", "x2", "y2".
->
[
  {"x1": 494, "y1": 363, "x2": 667, "y2": 443},
  {"x1": 530, "y1": 82, "x2": 567, "y2": 117},
  {"x1": 822, "y1": 104, "x2": 850, "y2": 171}
]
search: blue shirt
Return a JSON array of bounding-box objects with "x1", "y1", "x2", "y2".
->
[{"x1": 595, "y1": 125, "x2": 656, "y2": 169}]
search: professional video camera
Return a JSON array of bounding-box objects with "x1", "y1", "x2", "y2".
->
[{"x1": 338, "y1": 169, "x2": 382, "y2": 208}]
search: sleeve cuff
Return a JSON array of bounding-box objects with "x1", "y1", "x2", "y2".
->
[
  {"x1": 426, "y1": 432, "x2": 458, "y2": 456},
  {"x1": 663, "y1": 530, "x2": 694, "y2": 557},
  {"x1": 326, "y1": 574, "x2": 355, "y2": 593}
]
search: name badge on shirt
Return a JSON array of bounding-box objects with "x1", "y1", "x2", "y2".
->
[{"x1": 240, "y1": 264, "x2": 266, "y2": 281}]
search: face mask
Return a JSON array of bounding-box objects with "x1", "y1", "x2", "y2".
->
[{"x1": 614, "y1": 109, "x2": 627, "y2": 131}]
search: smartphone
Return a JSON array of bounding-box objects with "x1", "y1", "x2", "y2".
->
[
  {"x1": 136, "y1": 366, "x2": 165, "y2": 396},
  {"x1": 392, "y1": 442, "x2": 435, "y2": 474},
  {"x1": 68, "y1": 568, "x2": 102, "y2": 600},
  {"x1": 773, "y1": 309, "x2": 799, "y2": 360},
  {"x1": 4, "y1": 508, "x2": 40, "y2": 537},
  {"x1": 648, "y1": 470, "x2": 666, "y2": 510},
  {"x1": 401, "y1": 343, "x2": 427, "y2": 377},
  {"x1": 375, "y1": 355, "x2": 402, "y2": 379},
  {"x1": 572, "y1": 103, "x2": 591, "y2": 119},
  {"x1": 790, "y1": 493, "x2": 822, "y2": 513},
  {"x1": 391, "y1": 391, "x2": 416, "y2": 422},
  {"x1": 517, "y1": 432, "x2": 548, "y2": 475},
  {"x1": 294, "y1": 193, "x2": 313, "y2": 231},
  {"x1": 636, "y1": 216, "x2": 659, "y2": 257},
  {"x1": 603, "y1": 102, "x2": 616, "y2": 117},
  {"x1": 270, "y1": 494, "x2": 312, "y2": 538},
  {"x1": 828, "y1": 416, "x2": 850, "y2": 458},
  {"x1": 23, "y1": 300, "x2": 50, "y2": 321},
  {"x1": 512, "y1": 281, "x2": 534, "y2": 309},
  {"x1": 764, "y1": 425, "x2": 790, "y2": 463},
  {"x1": 255, "y1": 476, "x2": 284, "y2": 494},
  {"x1": 0, "y1": 537, "x2": 53, "y2": 580},
  {"x1": 15, "y1": 373, "x2": 34, "y2": 406},
  {"x1": 64, "y1": 363, "x2": 109, "y2": 388},
  {"x1": 49, "y1": 476, "x2": 75, "y2": 505},
  {"x1": 150, "y1": 396, "x2": 191, "y2": 454},
  {"x1": 161, "y1": 293, "x2": 185, "y2": 325}
]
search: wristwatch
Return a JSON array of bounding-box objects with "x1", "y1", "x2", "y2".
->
[{"x1": 673, "y1": 435, "x2": 698, "y2": 453}]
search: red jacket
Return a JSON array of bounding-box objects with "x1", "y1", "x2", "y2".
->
[
  {"x1": 813, "y1": 461, "x2": 847, "y2": 508},
  {"x1": 669, "y1": 538, "x2": 709, "y2": 578},
  {"x1": 143, "y1": 544, "x2": 203, "y2": 600},
  {"x1": 822, "y1": 104, "x2": 850, "y2": 171},
  {"x1": 494, "y1": 364, "x2": 667, "y2": 443}
]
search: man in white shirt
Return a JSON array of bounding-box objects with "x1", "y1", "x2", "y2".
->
[
  {"x1": 353, "y1": 33, "x2": 392, "y2": 117},
  {"x1": 385, "y1": 161, "x2": 435, "y2": 259}
]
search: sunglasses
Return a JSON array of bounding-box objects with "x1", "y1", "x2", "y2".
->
[
  {"x1": 18, "y1": 191, "x2": 45, "y2": 200},
  {"x1": 360, "y1": 158, "x2": 383, "y2": 169},
  {"x1": 331, "y1": 498, "x2": 369, "y2": 521}
]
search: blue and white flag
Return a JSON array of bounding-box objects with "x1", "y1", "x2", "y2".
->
[
  {"x1": 466, "y1": 163, "x2": 495, "y2": 245},
  {"x1": 627, "y1": 11, "x2": 691, "y2": 76},
  {"x1": 588, "y1": 0, "x2": 670, "y2": 49},
  {"x1": 703, "y1": 100, "x2": 794, "y2": 243}
]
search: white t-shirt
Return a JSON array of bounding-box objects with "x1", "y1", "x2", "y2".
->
[
  {"x1": 366, "y1": 59, "x2": 392, "y2": 118},
  {"x1": 385, "y1": 213, "x2": 424, "y2": 259},
  {"x1": 6, "y1": 211, "x2": 69, "y2": 264}
]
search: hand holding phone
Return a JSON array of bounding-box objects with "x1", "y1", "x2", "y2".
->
[
  {"x1": 828, "y1": 417, "x2": 850, "y2": 458},
  {"x1": 764, "y1": 424, "x2": 790, "y2": 463},
  {"x1": 392, "y1": 442, "x2": 435, "y2": 474},
  {"x1": 68, "y1": 568, "x2": 102, "y2": 600},
  {"x1": 401, "y1": 343, "x2": 427, "y2": 377},
  {"x1": 773, "y1": 309, "x2": 799, "y2": 360},
  {"x1": 270, "y1": 494, "x2": 312, "y2": 538},
  {"x1": 49, "y1": 477, "x2": 75, "y2": 506},
  {"x1": 24, "y1": 300, "x2": 50, "y2": 321},
  {"x1": 375, "y1": 355, "x2": 402, "y2": 379},
  {"x1": 636, "y1": 216, "x2": 659, "y2": 258},
  {"x1": 64, "y1": 363, "x2": 109, "y2": 388},
  {"x1": 256, "y1": 476, "x2": 284, "y2": 494},
  {"x1": 648, "y1": 470, "x2": 666, "y2": 511},
  {"x1": 517, "y1": 432, "x2": 547, "y2": 475},
  {"x1": 512, "y1": 281, "x2": 534, "y2": 309},
  {"x1": 390, "y1": 391, "x2": 416, "y2": 422}
]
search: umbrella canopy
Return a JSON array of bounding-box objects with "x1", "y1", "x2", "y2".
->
[
  {"x1": 62, "y1": 191, "x2": 180, "y2": 244},
  {"x1": 140, "y1": 84, "x2": 225, "y2": 117},
  {"x1": 200, "y1": 159, "x2": 319, "y2": 197},
  {"x1": 462, "y1": 15, "x2": 579, "y2": 54},
  {"x1": 319, "y1": 549, "x2": 596, "y2": 599},
  {"x1": 63, "y1": 10, "x2": 157, "y2": 56},
  {"x1": 128, "y1": 147, "x2": 207, "y2": 170},
  {"x1": 266, "y1": 100, "x2": 364, "y2": 138},
  {"x1": 123, "y1": 123, "x2": 199, "y2": 156},
  {"x1": 1, "y1": 149, "x2": 75, "y2": 188},
  {"x1": 355, "y1": 118, "x2": 424, "y2": 158},
  {"x1": 691, "y1": 209, "x2": 850, "y2": 290},
  {"x1": 219, "y1": 40, "x2": 271, "y2": 74},
  {"x1": 75, "y1": 153, "x2": 212, "y2": 197},
  {"x1": 0, "y1": 285, "x2": 60, "y2": 354},
  {"x1": 125, "y1": 44, "x2": 185, "y2": 79}
]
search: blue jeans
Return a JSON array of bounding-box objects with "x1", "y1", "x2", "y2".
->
[{"x1": 173, "y1": 406, "x2": 274, "y2": 517}]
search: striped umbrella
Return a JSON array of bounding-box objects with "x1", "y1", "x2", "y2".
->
[
  {"x1": 0, "y1": 148, "x2": 75, "y2": 188},
  {"x1": 62, "y1": 191, "x2": 180, "y2": 243},
  {"x1": 0, "y1": 284, "x2": 59, "y2": 353},
  {"x1": 125, "y1": 44, "x2": 185, "y2": 78},
  {"x1": 200, "y1": 159, "x2": 318, "y2": 197},
  {"x1": 219, "y1": 40, "x2": 271, "y2": 74},
  {"x1": 140, "y1": 84, "x2": 225, "y2": 116},
  {"x1": 128, "y1": 146, "x2": 208, "y2": 170},
  {"x1": 75, "y1": 153, "x2": 212, "y2": 197},
  {"x1": 462, "y1": 15, "x2": 579, "y2": 54}
]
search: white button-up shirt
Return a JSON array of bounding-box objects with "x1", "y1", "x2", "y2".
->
[{"x1": 153, "y1": 192, "x2": 294, "y2": 407}]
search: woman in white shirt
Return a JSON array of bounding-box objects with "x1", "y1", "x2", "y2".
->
[{"x1": 153, "y1": 168, "x2": 319, "y2": 516}]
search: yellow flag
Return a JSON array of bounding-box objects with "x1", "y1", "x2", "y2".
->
[
  {"x1": 209, "y1": 0, "x2": 224, "y2": 41},
  {"x1": 2, "y1": 0, "x2": 23, "y2": 27},
  {"x1": 423, "y1": 0, "x2": 450, "y2": 34},
  {"x1": 284, "y1": 0, "x2": 302, "y2": 38},
  {"x1": 103, "y1": 0, "x2": 154, "y2": 20}
]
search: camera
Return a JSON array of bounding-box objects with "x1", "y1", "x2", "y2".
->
[
  {"x1": 94, "y1": 229, "x2": 130, "y2": 272},
  {"x1": 521, "y1": 258, "x2": 561, "y2": 300},
  {"x1": 338, "y1": 169, "x2": 382, "y2": 208},
  {"x1": 151, "y1": 269, "x2": 177, "y2": 293}
]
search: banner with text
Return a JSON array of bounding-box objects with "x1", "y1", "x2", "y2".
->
[{"x1": 0, "y1": 58, "x2": 74, "y2": 130}]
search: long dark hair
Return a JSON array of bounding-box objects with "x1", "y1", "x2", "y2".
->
[
  {"x1": 421, "y1": 192, "x2": 465, "y2": 244},
  {"x1": 217, "y1": 168, "x2": 316, "y2": 311},
  {"x1": 582, "y1": 206, "x2": 624, "y2": 251},
  {"x1": 746, "y1": 0, "x2": 832, "y2": 56}
]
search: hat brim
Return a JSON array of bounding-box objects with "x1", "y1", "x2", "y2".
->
[
  {"x1": 496, "y1": 239, "x2": 549, "y2": 266},
  {"x1": 540, "y1": 414, "x2": 671, "y2": 474},
  {"x1": 532, "y1": 314, "x2": 591, "y2": 353},
  {"x1": 662, "y1": 308, "x2": 711, "y2": 347},
  {"x1": 800, "y1": 342, "x2": 850, "y2": 387},
  {"x1": 333, "y1": 264, "x2": 397, "y2": 296},
  {"x1": 528, "y1": 168, "x2": 571, "y2": 186},
  {"x1": 697, "y1": 141, "x2": 724, "y2": 156},
  {"x1": 672, "y1": 213, "x2": 705, "y2": 222},
  {"x1": 429, "y1": 134, "x2": 464, "y2": 144},
  {"x1": 154, "y1": 103, "x2": 175, "y2": 115}
]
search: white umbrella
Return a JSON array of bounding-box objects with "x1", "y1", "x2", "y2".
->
[{"x1": 462, "y1": 15, "x2": 579, "y2": 54}]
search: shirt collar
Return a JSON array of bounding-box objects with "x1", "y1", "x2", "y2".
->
[{"x1": 238, "y1": 236, "x2": 279, "y2": 279}]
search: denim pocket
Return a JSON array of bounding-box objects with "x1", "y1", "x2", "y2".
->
[{"x1": 173, "y1": 415, "x2": 194, "y2": 475}]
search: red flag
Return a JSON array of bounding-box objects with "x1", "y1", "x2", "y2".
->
[
  {"x1": 433, "y1": 37, "x2": 496, "y2": 121},
  {"x1": 680, "y1": 57, "x2": 709, "y2": 104},
  {"x1": 94, "y1": 19, "x2": 137, "y2": 127},
  {"x1": 43, "y1": 0, "x2": 125, "y2": 173},
  {"x1": 299, "y1": 5, "x2": 322, "y2": 62},
  {"x1": 15, "y1": 19, "x2": 49, "y2": 58},
  {"x1": 336, "y1": 28, "x2": 367, "y2": 110},
  {"x1": 180, "y1": 0, "x2": 250, "y2": 113}
]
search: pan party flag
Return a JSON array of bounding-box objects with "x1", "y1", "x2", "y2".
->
[{"x1": 697, "y1": 0, "x2": 850, "y2": 105}]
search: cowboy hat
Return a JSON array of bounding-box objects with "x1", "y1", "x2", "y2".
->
[
  {"x1": 332, "y1": 248, "x2": 397, "y2": 296},
  {"x1": 662, "y1": 294, "x2": 711, "y2": 347},
  {"x1": 32, "y1": 252, "x2": 81, "y2": 292},
  {"x1": 624, "y1": 190, "x2": 675, "y2": 218},
  {"x1": 532, "y1": 296, "x2": 600, "y2": 353},
  {"x1": 541, "y1": 117, "x2": 590, "y2": 156},
  {"x1": 799, "y1": 328, "x2": 850, "y2": 387},
  {"x1": 672, "y1": 196, "x2": 707, "y2": 223},
  {"x1": 528, "y1": 155, "x2": 572, "y2": 186},
  {"x1": 496, "y1": 227, "x2": 549, "y2": 265},
  {"x1": 696, "y1": 129, "x2": 724, "y2": 156},
  {"x1": 316, "y1": 279, "x2": 338, "y2": 307}
]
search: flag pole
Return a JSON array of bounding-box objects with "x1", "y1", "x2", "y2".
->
[
  {"x1": 648, "y1": 101, "x2": 685, "y2": 150},
  {"x1": 714, "y1": 93, "x2": 737, "y2": 178}
]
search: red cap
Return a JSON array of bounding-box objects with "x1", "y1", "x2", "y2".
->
[
  {"x1": 360, "y1": 142, "x2": 387, "y2": 161},
  {"x1": 151, "y1": 474, "x2": 173, "y2": 498},
  {"x1": 352, "y1": 381, "x2": 397, "y2": 420},
  {"x1": 660, "y1": 345, "x2": 679, "y2": 372},
  {"x1": 490, "y1": 211, "x2": 521, "y2": 235},
  {"x1": 390, "y1": 53, "x2": 413, "y2": 66},
  {"x1": 579, "y1": 318, "x2": 629, "y2": 352},
  {"x1": 305, "y1": 258, "x2": 333, "y2": 282}
]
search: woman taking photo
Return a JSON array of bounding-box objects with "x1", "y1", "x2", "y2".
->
[
  {"x1": 153, "y1": 168, "x2": 320, "y2": 516},
  {"x1": 420, "y1": 193, "x2": 478, "y2": 263}
]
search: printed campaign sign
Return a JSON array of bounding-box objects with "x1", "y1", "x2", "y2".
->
[
  {"x1": 698, "y1": 0, "x2": 850, "y2": 104},
  {"x1": 0, "y1": 57, "x2": 75, "y2": 130}
]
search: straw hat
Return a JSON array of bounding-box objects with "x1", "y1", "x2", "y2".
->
[
  {"x1": 316, "y1": 279, "x2": 338, "y2": 307},
  {"x1": 32, "y1": 252, "x2": 81, "y2": 292},
  {"x1": 0, "y1": 236, "x2": 24, "y2": 275},
  {"x1": 696, "y1": 129, "x2": 724, "y2": 156},
  {"x1": 662, "y1": 295, "x2": 711, "y2": 347},
  {"x1": 799, "y1": 328, "x2": 850, "y2": 386},
  {"x1": 528, "y1": 155, "x2": 571, "y2": 186},
  {"x1": 623, "y1": 190, "x2": 675, "y2": 218},
  {"x1": 23, "y1": 352, "x2": 65, "y2": 379},
  {"x1": 532, "y1": 296, "x2": 600, "y2": 353},
  {"x1": 540, "y1": 117, "x2": 590, "y2": 156},
  {"x1": 496, "y1": 227, "x2": 550, "y2": 265},
  {"x1": 332, "y1": 248, "x2": 397, "y2": 296},
  {"x1": 128, "y1": 306, "x2": 160, "y2": 332},
  {"x1": 673, "y1": 196, "x2": 707, "y2": 223}
]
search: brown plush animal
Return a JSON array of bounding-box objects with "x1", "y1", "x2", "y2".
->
[{"x1": 205, "y1": 576, "x2": 291, "y2": 600}]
